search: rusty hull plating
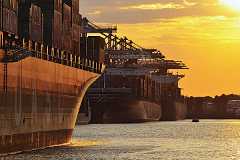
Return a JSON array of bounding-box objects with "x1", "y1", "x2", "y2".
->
[{"x1": 0, "y1": 56, "x2": 100, "y2": 154}]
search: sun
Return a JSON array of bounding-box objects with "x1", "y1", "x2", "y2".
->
[{"x1": 220, "y1": 0, "x2": 240, "y2": 10}]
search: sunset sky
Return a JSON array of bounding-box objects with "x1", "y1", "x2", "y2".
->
[{"x1": 80, "y1": 0, "x2": 240, "y2": 97}]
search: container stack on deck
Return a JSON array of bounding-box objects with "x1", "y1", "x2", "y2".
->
[
  {"x1": 1, "y1": 0, "x2": 18, "y2": 34},
  {"x1": 80, "y1": 36, "x2": 105, "y2": 64},
  {"x1": 14, "y1": 0, "x2": 79, "y2": 57}
]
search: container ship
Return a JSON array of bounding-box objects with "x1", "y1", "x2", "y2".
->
[
  {"x1": 88, "y1": 63, "x2": 187, "y2": 123},
  {"x1": 0, "y1": 0, "x2": 105, "y2": 155},
  {"x1": 80, "y1": 34, "x2": 188, "y2": 123}
]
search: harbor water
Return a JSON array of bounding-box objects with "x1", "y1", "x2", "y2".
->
[{"x1": 3, "y1": 120, "x2": 240, "y2": 160}]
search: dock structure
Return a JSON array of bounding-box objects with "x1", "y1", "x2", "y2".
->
[{"x1": 78, "y1": 19, "x2": 189, "y2": 124}]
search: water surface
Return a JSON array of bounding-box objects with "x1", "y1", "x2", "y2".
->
[{"x1": 3, "y1": 120, "x2": 240, "y2": 160}]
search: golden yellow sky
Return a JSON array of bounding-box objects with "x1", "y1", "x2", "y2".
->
[{"x1": 81, "y1": 0, "x2": 240, "y2": 97}]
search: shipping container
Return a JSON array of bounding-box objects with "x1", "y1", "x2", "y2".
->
[
  {"x1": 148, "y1": 79, "x2": 152, "y2": 99},
  {"x1": 18, "y1": 2, "x2": 43, "y2": 43},
  {"x1": 144, "y1": 78, "x2": 148, "y2": 98},
  {"x1": 29, "y1": 4, "x2": 43, "y2": 42},
  {"x1": 2, "y1": 0, "x2": 10, "y2": 8},
  {"x1": 140, "y1": 78, "x2": 144, "y2": 97},
  {"x1": 39, "y1": 0, "x2": 63, "y2": 49},
  {"x1": 72, "y1": 0, "x2": 79, "y2": 14},
  {"x1": 53, "y1": 10, "x2": 62, "y2": 49},
  {"x1": 1, "y1": 0, "x2": 18, "y2": 34},
  {"x1": 62, "y1": 3, "x2": 72, "y2": 52},
  {"x1": 18, "y1": 2, "x2": 30, "y2": 39},
  {"x1": 151, "y1": 80, "x2": 156, "y2": 100},
  {"x1": 63, "y1": 4, "x2": 72, "y2": 33},
  {"x1": 72, "y1": 14, "x2": 80, "y2": 55},
  {"x1": 72, "y1": 40, "x2": 79, "y2": 56},
  {"x1": 80, "y1": 36, "x2": 87, "y2": 57},
  {"x1": 54, "y1": 0, "x2": 62, "y2": 12},
  {"x1": 80, "y1": 36, "x2": 105, "y2": 63},
  {"x1": 72, "y1": 12, "x2": 81, "y2": 26},
  {"x1": 42, "y1": 9, "x2": 53, "y2": 46},
  {"x1": 73, "y1": 13, "x2": 82, "y2": 55},
  {"x1": 38, "y1": 0, "x2": 61, "y2": 12},
  {"x1": 43, "y1": 11, "x2": 61, "y2": 48}
]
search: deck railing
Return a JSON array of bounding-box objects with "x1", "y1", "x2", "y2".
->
[{"x1": 0, "y1": 31, "x2": 104, "y2": 74}]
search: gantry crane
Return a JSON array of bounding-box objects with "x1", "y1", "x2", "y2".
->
[{"x1": 81, "y1": 17, "x2": 188, "y2": 72}]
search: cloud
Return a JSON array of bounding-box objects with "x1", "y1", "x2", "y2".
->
[
  {"x1": 120, "y1": 3, "x2": 185, "y2": 10},
  {"x1": 120, "y1": 0, "x2": 198, "y2": 11},
  {"x1": 80, "y1": 0, "x2": 239, "y2": 24},
  {"x1": 183, "y1": 0, "x2": 197, "y2": 6},
  {"x1": 87, "y1": 10, "x2": 102, "y2": 15}
]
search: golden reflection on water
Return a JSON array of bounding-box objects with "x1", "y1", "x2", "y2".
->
[
  {"x1": 69, "y1": 139, "x2": 107, "y2": 147},
  {"x1": 4, "y1": 120, "x2": 240, "y2": 160}
]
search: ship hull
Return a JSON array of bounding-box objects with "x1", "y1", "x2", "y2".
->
[
  {"x1": 0, "y1": 129, "x2": 73, "y2": 154},
  {"x1": 161, "y1": 100, "x2": 187, "y2": 121},
  {"x1": 99, "y1": 99, "x2": 162, "y2": 123},
  {"x1": 0, "y1": 57, "x2": 100, "y2": 155},
  {"x1": 76, "y1": 113, "x2": 91, "y2": 125}
]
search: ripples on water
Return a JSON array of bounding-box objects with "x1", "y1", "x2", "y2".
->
[{"x1": 3, "y1": 120, "x2": 240, "y2": 160}]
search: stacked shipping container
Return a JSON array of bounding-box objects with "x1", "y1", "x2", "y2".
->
[
  {"x1": 142, "y1": 75, "x2": 181, "y2": 102},
  {"x1": 72, "y1": 0, "x2": 80, "y2": 56},
  {"x1": 62, "y1": 3, "x2": 72, "y2": 52},
  {"x1": 72, "y1": 14, "x2": 81, "y2": 56},
  {"x1": 18, "y1": 2, "x2": 43, "y2": 43},
  {"x1": 53, "y1": 0, "x2": 63, "y2": 49},
  {"x1": 18, "y1": 1, "x2": 30, "y2": 41},
  {"x1": 40, "y1": 0, "x2": 63, "y2": 49},
  {"x1": 29, "y1": 4, "x2": 43, "y2": 42},
  {"x1": 80, "y1": 36, "x2": 105, "y2": 63},
  {"x1": 0, "y1": 0, "x2": 18, "y2": 35},
  {"x1": 1, "y1": 0, "x2": 105, "y2": 63}
]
